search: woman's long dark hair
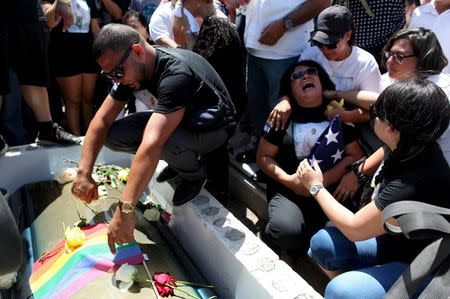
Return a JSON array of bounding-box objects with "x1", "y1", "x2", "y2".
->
[
  {"x1": 374, "y1": 79, "x2": 450, "y2": 184},
  {"x1": 279, "y1": 60, "x2": 335, "y2": 101}
]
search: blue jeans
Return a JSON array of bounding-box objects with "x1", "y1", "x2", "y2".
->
[
  {"x1": 246, "y1": 53, "x2": 298, "y2": 136},
  {"x1": 308, "y1": 227, "x2": 409, "y2": 299}
]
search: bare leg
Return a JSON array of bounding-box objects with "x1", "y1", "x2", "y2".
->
[
  {"x1": 20, "y1": 85, "x2": 52, "y2": 122},
  {"x1": 57, "y1": 75, "x2": 82, "y2": 136},
  {"x1": 80, "y1": 73, "x2": 97, "y2": 134},
  {"x1": 318, "y1": 264, "x2": 342, "y2": 279}
]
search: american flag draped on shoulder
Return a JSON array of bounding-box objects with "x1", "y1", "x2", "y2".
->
[{"x1": 307, "y1": 115, "x2": 344, "y2": 172}]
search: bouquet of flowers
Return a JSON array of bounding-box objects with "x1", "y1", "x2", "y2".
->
[{"x1": 58, "y1": 160, "x2": 171, "y2": 224}]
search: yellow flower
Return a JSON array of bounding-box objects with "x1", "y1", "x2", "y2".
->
[
  {"x1": 327, "y1": 98, "x2": 345, "y2": 111},
  {"x1": 64, "y1": 226, "x2": 86, "y2": 252},
  {"x1": 55, "y1": 167, "x2": 77, "y2": 184},
  {"x1": 118, "y1": 168, "x2": 130, "y2": 182}
]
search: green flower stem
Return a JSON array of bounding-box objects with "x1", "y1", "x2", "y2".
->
[
  {"x1": 82, "y1": 202, "x2": 100, "y2": 216},
  {"x1": 176, "y1": 281, "x2": 216, "y2": 289},
  {"x1": 146, "y1": 280, "x2": 202, "y2": 299},
  {"x1": 172, "y1": 285, "x2": 202, "y2": 299}
]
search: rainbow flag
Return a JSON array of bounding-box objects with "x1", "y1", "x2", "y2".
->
[{"x1": 29, "y1": 224, "x2": 144, "y2": 299}]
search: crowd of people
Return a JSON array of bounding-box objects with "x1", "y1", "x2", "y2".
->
[{"x1": 1, "y1": 0, "x2": 450, "y2": 298}]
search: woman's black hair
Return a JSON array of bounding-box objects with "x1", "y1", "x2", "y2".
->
[
  {"x1": 279, "y1": 60, "x2": 335, "y2": 100},
  {"x1": 381, "y1": 27, "x2": 448, "y2": 74},
  {"x1": 374, "y1": 78, "x2": 450, "y2": 184},
  {"x1": 123, "y1": 10, "x2": 149, "y2": 29},
  {"x1": 405, "y1": 0, "x2": 421, "y2": 6}
]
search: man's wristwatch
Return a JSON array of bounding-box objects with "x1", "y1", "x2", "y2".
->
[
  {"x1": 118, "y1": 201, "x2": 135, "y2": 214},
  {"x1": 309, "y1": 184, "x2": 324, "y2": 198},
  {"x1": 282, "y1": 16, "x2": 294, "y2": 31}
]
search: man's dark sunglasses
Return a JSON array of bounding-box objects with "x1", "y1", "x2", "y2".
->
[
  {"x1": 384, "y1": 51, "x2": 416, "y2": 63},
  {"x1": 291, "y1": 67, "x2": 318, "y2": 80},
  {"x1": 101, "y1": 41, "x2": 139, "y2": 79}
]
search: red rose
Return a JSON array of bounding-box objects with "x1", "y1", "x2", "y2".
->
[{"x1": 153, "y1": 272, "x2": 177, "y2": 297}]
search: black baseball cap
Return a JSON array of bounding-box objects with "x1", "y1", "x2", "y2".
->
[{"x1": 310, "y1": 5, "x2": 353, "y2": 48}]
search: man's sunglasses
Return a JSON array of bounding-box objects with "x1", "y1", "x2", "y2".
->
[
  {"x1": 384, "y1": 51, "x2": 416, "y2": 63},
  {"x1": 291, "y1": 67, "x2": 318, "y2": 80},
  {"x1": 101, "y1": 41, "x2": 139, "y2": 79}
]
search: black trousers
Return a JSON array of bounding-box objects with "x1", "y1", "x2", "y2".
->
[{"x1": 105, "y1": 112, "x2": 229, "y2": 182}]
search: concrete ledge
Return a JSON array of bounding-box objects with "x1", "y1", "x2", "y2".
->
[{"x1": 150, "y1": 162, "x2": 322, "y2": 299}]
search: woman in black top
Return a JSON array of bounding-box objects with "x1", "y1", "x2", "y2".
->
[
  {"x1": 298, "y1": 79, "x2": 450, "y2": 298},
  {"x1": 256, "y1": 60, "x2": 364, "y2": 262},
  {"x1": 43, "y1": 0, "x2": 99, "y2": 136}
]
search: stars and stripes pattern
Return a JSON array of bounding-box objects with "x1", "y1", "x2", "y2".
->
[{"x1": 307, "y1": 115, "x2": 344, "y2": 172}]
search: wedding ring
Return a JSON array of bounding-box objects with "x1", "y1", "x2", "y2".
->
[{"x1": 276, "y1": 114, "x2": 281, "y2": 119}]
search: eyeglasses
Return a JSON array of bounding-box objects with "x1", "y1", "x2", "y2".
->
[
  {"x1": 384, "y1": 51, "x2": 416, "y2": 63},
  {"x1": 291, "y1": 67, "x2": 318, "y2": 80},
  {"x1": 101, "y1": 41, "x2": 138, "y2": 79}
]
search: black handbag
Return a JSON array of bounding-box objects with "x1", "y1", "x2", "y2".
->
[{"x1": 383, "y1": 201, "x2": 450, "y2": 298}]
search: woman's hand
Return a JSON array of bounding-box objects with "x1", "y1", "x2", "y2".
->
[
  {"x1": 297, "y1": 159, "x2": 323, "y2": 191},
  {"x1": 268, "y1": 96, "x2": 291, "y2": 131},
  {"x1": 333, "y1": 171, "x2": 359, "y2": 202},
  {"x1": 287, "y1": 174, "x2": 309, "y2": 197},
  {"x1": 323, "y1": 90, "x2": 338, "y2": 99},
  {"x1": 324, "y1": 101, "x2": 348, "y2": 120}
]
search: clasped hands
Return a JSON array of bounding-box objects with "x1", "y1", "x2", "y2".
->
[{"x1": 296, "y1": 159, "x2": 323, "y2": 193}]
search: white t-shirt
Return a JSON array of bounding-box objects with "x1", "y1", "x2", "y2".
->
[
  {"x1": 380, "y1": 72, "x2": 450, "y2": 164},
  {"x1": 244, "y1": 0, "x2": 313, "y2": 60},
  {"x1": 300, "y1": 45, "x2": 382, "y2": 92},
  {"x1": 149, "y1": 2, "x2": 175, "y2": 42},
  {"x1": 68, "y1": 0, "x2": 91, "y2": 33},
  {"x1": 409, "y1": 1, "x2": 450, "y2": 74}
]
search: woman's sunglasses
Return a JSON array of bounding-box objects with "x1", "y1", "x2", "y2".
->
[
  {"x1": 291, "y1": 67, "x2": 318, "y2": 80},
  {"x1": 384, "y1": 51, "x2": 416, "y2": 63},
  {"x1": 101, "y1": 41, "x2": 139, "y2": 79}
]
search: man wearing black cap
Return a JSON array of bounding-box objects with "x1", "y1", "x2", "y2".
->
[
  {"x1": 302, "y1": 5, "x2": 380, "y2": 96},
  {"x1": 300, "y1": 5, "x2": 382, "y2": 154}
]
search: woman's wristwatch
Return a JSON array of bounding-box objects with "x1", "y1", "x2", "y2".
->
[{"x1": 309, "y1": 184, "x2": 324, "y2": 198}]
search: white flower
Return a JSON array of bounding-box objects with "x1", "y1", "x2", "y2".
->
[
  {"x1": 143, "y1": 208, "x2": 160, "y2": 222},
  {"x1": 97, "y1": 185, "x2": 108, "y2": 196},
  {"x1": 115, "y1": 263, "x2": 137, "y2": 282},
  {"x1": 55, "y1": 168, "x2": 77, "y2": 184},
  {"x1": 118, "y1": 280, "x2": 134, "y2": 293},
  {"x1": 118, "y1": 168, "x2": 130, "y2": 182},
  {"x1": 92, "y1": 173, "x2": 100, "y2": 183}
]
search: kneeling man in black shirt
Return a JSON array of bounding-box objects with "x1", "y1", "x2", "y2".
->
[{"x1": 71, "y1": 24, "x2": 235, "y2": 253}]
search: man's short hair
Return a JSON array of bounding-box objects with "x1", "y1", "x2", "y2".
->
[{"x1": 93, "y1": 24, "x2": 141, "y2": 60}]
